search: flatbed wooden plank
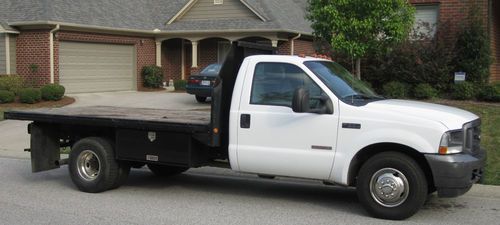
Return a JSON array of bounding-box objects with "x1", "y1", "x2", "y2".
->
[{"x1": 5, "y1": 106, "x2": 211, "y2": 132}]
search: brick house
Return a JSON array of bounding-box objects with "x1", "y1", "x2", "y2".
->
[
  {"x1": 1, "y1": 0, "x2": 498, "y2": 94},
  {"x1": 0, "y1": 0, "x2": 315, "y2": 93},
  {"x1": 410, "y1": 0, "x2": 499, "y2": 82}
]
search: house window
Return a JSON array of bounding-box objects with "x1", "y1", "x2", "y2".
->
[
  {"x1": 214, "y1": 0, "x2": 223, "y2": 5},
  {"x1": 413, "y1": 5, "x2": 439, "y2": 38},
  {"x1": 217, "y1": 41, "x2": 231, "y2": 63}
]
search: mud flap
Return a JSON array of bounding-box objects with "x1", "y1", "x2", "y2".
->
[{"x1": 29, "y1": 122, "x2": 60, "y2": 172}]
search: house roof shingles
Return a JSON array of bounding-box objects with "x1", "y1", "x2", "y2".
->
[{"x1": 0, "y1": 0, "x2": 312, "y2": 34}]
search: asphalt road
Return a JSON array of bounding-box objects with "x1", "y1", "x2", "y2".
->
[{"x1": 0, "y1": 157, "x2": 499, "y2": 225}]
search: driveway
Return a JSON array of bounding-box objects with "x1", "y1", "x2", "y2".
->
[{"x1": 0, "y1": 91, "x2": 209, "y2": 159}]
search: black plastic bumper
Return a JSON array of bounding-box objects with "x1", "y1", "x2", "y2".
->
[
  {"x1": 425, "y1": 149, "x2": 486, "y2": 197},
  {"x1": 186, "y1": 86, "x2": 212, "y2": 97}
]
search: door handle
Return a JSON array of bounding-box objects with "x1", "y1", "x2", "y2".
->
[{"x1": 240, "y1": 114, "x2": 251, "y2": 128}]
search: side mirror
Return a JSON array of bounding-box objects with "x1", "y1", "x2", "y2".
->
[
  {"x1": 292, "y1": 87, "x2": 310, "y2": 113},
  {"x1": 293, "y1": 88, "x2": 334, "y2": 114}
]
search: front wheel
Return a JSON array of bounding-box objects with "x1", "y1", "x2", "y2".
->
[{"x1": 356, "y1": 152, "x2": 428, "y2": 220}]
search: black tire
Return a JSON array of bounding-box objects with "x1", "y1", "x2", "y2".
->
[
  {"x1": 68, "y1": 137, "x2": 129, "y2": 193},
  {"x1": 356, "y1": 152, "x2": 428, "y2": 220},
  {"x1": 195, "y1": 96, "x2": 207, "y2": 103},
  {"x1": 111, "y1": 162, "x2": 130, "y2": 189},
  {"x1": 147, "y1": 164, "x2": 189, "y2": 177}
]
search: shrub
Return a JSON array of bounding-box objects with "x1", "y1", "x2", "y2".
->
[
  {"x1": 383, "y1": 81, "x2": 408, "y2": 99},
  {"x1": 452, "y1": 5, "x2": 492, "y2": 86},
  {"x1": 142, "y1": 65, "x2": 163, "y2": 88},
  {"x1": 413, "y1": 83, "x2": 438, "y2": 99},
  {"x1": 493, "y1": 82, "x2": 500, "y2": 92},
  {"x1": 0, "y1": 75, "x2": 24, "y2": 94},
  {"x1": 476, "y1": 84, "x2": 500, "y2": 102},
  {"x1": 451, "y1": 82, "x2": 476, "y2": 100},
  {"x1": 19, "y1": 88, "x2": 41, "y2": 104},
  {"x1": 41, "y1": 84, "x2": 65, "y2": 101},
  {"x1": 0, "y1": 90, "x2": 15, "y2": 103},
  {"x1": 174, "y1": 80, "x2": 187, "y2": 91},
  {"x1": 359, "y1": 21, "x2": 456, "y2": 93}
]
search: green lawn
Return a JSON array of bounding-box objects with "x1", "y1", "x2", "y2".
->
[{"x1": 431, "y1": 100, "x2": 500, "y2": 185}]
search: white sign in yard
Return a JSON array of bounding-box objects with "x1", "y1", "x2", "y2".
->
[{"x1": 454, "y1": 72, "x2": 466, "y2": 83}]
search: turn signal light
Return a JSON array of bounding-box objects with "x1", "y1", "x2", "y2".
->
[{"x1": 438, "y1": 146, "x2": 448, "y2": 155}]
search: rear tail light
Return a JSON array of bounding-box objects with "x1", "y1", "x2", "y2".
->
[{"x1": 188, "y1": 79, "x2": 200, "y2": 84}]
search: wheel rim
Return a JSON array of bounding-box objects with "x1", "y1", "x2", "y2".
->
[
  {"x1": 369, "y1": 168, "x2": 409, "y2": 207},
  {"x1": 76, "y1": 150, "x2": 101, "y2": 181}
]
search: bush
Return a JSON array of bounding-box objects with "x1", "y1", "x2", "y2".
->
[
  {"x1": 0, "y1": 90, "x2": 15, "y2": 103},
  {"x1": 451, "y1": 82, "x2": 476, "y2": 100},
  {"x1": 452, "y1": 5, "x2": 492, "y2": 86},
  {"x1": 413, "y1": 83, "x2": 438, "y2": 99},
  {"x1": 359, "y1": 21, "x2": 456, "y2": 93},
  {"x1": 41, "y1": 84, "x2": 65, "y2": 101},
  {"x1": 493, "y1": 82, "x2": 500, "y2": 92},
  {"x1": 0, "y1": 75, "x2": 24, "y2": 94},
  {"x1": 476, "y1": 84, "x2": 500, "y2": 102},
  {"x1": 174, "y1": 80, "x2": 187, "y2": 91},
  {"x1": 383, "y1": 81, "x2": 408, "y2": 99},
  {"x1": 19, "y1": 88, "x2": 41, "y2": 104},
  {"x1": 142, "y1": 65, "x2": 164, "y2": 88}
]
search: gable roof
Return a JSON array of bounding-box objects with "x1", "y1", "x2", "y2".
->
[
  {"x1": 0, "y1": 0, "x2": 312, "y2": 35},
  {"x1": 167, "y1": 0, "x2": 268, "y2": 24}
]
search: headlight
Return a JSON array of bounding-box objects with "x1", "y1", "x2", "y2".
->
[{"x1": 439, "y1": 130, "x2": 463, "y2": 154}]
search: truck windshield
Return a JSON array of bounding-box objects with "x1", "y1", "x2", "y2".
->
[{"x1": 304, "y1": 61, "x2": 383, "y2": 104}]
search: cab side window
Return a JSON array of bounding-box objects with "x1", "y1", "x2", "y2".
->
[{"x1": 250, "y1": 62, "x2": 324, "y2": 108}]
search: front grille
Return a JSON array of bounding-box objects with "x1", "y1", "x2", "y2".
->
[{"x1": 463, "y1": 119, "x2": 481, "y2": 155}]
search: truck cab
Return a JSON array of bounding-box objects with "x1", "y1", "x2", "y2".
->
[{"x1": 225, "y1": 55, "x2": 485, "y2": 219}]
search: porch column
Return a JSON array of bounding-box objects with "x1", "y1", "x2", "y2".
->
[
  {"x1": 155, "y1": 41, "x2": 162, "y2": 67},
  {"x1": 191, "y1": 40, "x2": 198, "y2": 68},
  {"x1": 5, "y1": 34, "x2": 10, "y2": 74}
]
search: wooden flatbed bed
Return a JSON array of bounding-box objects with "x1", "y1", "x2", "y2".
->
[{"x1": 5, "y1": 106, "x2": 211, "y2": 133}]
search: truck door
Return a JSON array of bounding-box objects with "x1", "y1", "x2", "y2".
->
[{"x1": 236, "y1": 62, "x2": 339, "y2": 180}]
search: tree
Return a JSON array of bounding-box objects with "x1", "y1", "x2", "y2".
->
[{"x1": 307, "y1": 0, "x2": 415, "y2": 79}]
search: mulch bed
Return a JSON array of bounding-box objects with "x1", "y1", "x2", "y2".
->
[{"x1": 0, "y1": 96, "x2": 75, "y2": 109}]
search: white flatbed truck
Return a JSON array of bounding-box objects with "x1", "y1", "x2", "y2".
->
[{"x1": 5, "y1": 42, "x2": 485, "y2": 220}]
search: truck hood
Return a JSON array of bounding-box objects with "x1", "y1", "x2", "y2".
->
[{"x1": 366, "y1": 99, "x2": 478, "y2": 130}]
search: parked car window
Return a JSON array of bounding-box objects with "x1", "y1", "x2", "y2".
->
[
  {"x1": 200, "y1": 64, "x2": 222, "y2": 76},
  {"x1": 250, "y1": 62, "x2": 324, "y2": 108}
]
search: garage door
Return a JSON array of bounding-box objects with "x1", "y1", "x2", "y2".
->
[{"x1": 59, "y1": 42, "x2": 135, "y2": 93}]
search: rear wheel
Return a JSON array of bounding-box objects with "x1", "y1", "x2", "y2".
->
[
  {"x1": 356, "y1": 152, "x2": 427, "y2": 220},
  {"x1": 147, "y1": 164, "x2": 189, "y2": 177},
  {"x1": 195, "y1": 96, "x2": 207, "y2": 103},
  {"x1": 68, "y1": 137, "x2": 130, "y2": 193}
]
